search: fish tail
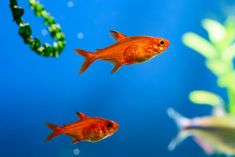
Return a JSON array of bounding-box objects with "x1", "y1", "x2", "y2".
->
[
  {"x1": 75, "y1": 49, "x2": 97, "y2": 74},
  {"x1": 167, "y1": 108, "x2": 190, "y2": 129},
  {"x1": 167, "y1": 108, "x2": 191, "y2": 151},
  {"x1": 46, "y1": 122, "x2": 63, "y2": 142}
]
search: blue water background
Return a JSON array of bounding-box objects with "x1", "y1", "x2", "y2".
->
[{"x1": 0, "y1": 0, "x2": 234, "y2": 157}]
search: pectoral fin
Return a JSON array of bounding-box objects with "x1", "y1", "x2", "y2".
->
[{"x1": 110, "y1": 30, "x2": 127, "y2": 41}]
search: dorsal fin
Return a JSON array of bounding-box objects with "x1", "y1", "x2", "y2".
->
[
  {"x1": 96, "y1": 48, "x2": 103, "y2": 51},
  {"x1": 76, "y1": 112, "x2": 88, "y2": 120},
  {"x1": 110, "y1": 30, "x2": 127, "y2": 41}
]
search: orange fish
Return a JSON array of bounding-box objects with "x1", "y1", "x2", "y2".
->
[
  {"x1": 46, "y1": 112, "x2": 119, "y2": 144},
  {"x1": 75, "y1": 30, "x2": 169, "y2": 73}
]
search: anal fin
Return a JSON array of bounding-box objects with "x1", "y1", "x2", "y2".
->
[
  {"x1": 72, "y1": 138, "x2": 81, "y2": 144},
  {"x1": 112, "y1": 62, "x2": 122, "y2": 73}
]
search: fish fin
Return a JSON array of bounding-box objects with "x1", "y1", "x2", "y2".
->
[
  {"x1": 76, "y1": 112, "x2": 88, "y2": 120},
  {"x1": 72, "y1": 138, "x2": 81, "y2": 144},
  {"x1": 167, "y1": 108, "x2": 191, "y2": 151},
  {"x1": 110, "y1": 30, "x2": 127, "y2": 41},
  {"x1": 96, "y1": 48, "x2": 103, "y2": 51},
  {"x1": 167, "y1": 108, "x2": 191, "y2": 129},
  {"x1": 212, "y1": 106, "x2": 226, "y2": 117},
  {"x1": 75, "y1": 49, "x2": 97, "y2": 74},
  {"x1": 46, "y1": 122, "x2": 63, "y2": 142},
  {"x1": 168, "y1": 130, "x2": 189, "y2": 151},
  {"x1": 111, "y1": 62, "x2": 122, "y2": 73},
  {"x1": 194, "y1": 137, "x2": 215, "y2": 154}
]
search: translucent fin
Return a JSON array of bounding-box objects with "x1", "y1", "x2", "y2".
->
[
  {"x1": 212, "y1": 106, "x2": 226, "y2": 117},
  {"x1": 168, "y1": 131, "x2": 189, "y2": 151},
  {"x1": 167, "y1": 108, "x2": 191, "y2": 151},
  {"x1": 167, "y1": 108, "x2": 191, "y2": 129}
]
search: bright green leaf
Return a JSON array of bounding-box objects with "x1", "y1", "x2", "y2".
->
[
  {"x1": 183, "y1": 32, "x2": 217, "y2": 59},
  {"x1": 218, "y1": 73, "x2": 235, "y2": 91},
  {"x1": 222, "y1": 43, "x2": 235, "y2": 61},
  {"x1": 189, "y1": 90, "x2": 224, "y2": 107},
  {"x1": 206, "y1": 60, "x2": 231, "y2": 76},
  {"x1": 202, "y1": 19, "x2": 225, "y2": 45},
  {"x1": 225, "y1": 17, "x2": 235, "y2": 44}
]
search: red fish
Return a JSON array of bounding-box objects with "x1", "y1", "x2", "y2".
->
[
  {"x1": 46, "y1": 112, "x2": 119, "y2": 144},
  {"x1": 75, "y1": 30, "x2": 169, "y2": 73}
]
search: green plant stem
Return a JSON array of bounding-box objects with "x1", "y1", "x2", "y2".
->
[
  {"x1": 217, "y1": 69, "x2": 235, "y2": 114},
  {"x1": 206, "y1": 52, "x2": 235, "y2": 114},
  {"x1": 228, "y1": 86, "x2": 235, "y2": 114}
]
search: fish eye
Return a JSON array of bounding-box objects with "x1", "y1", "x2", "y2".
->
[
  {"x1": 159, "y1": 40, "x2": 165, "y2": 47},
  {"x1": 107, "y1": 122, "x2": 113, "y2": 130}
]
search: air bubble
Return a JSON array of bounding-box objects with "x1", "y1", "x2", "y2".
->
[
  {"x1": 73, "y1": 148, "x2": 80, "y2": 155},
  {"x1": 67, "y1": 1, "x2": 74, "y2": 8},
  {"x1": 41, "y1": 29, "x2": 48, "y2": 36},
  {"x1": 77, "y1": 32, "x2": 84, "y2": 39}
]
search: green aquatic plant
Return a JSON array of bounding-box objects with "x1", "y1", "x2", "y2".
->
[
  {"x1": 183, "y1": 17, "x2": 235, "y2": 114},
  {"x1": 10, "y1": 0, "x2": 66, "y2": 57}
]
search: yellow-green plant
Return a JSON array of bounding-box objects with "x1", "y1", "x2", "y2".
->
[{"x1": 183, "y1": 17, "x2": 235, "y2": 114}]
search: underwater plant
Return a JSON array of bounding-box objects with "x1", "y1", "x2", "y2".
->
[
  {"x1": 183, "y1": 17, "x2": 235, "y2": 114},
  {"x1": 168, "y1": 17, "x2": 235, "y2": 156},
  {"x1": 10, "y1": 0, "x2": 66, "y2": 57}
]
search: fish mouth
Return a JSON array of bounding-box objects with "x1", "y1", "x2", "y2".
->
[
  {"x1": 107, "y1": 120, "x2": 119, "y2": 134},
  {"x1": 114, "y1": 123, "x2": 119, "y2": 131},
  {"x1": 162, "y1": 39, "x2": 170, "y2": 49},
  {"x1": 112, "y1": 122, "x2": 119, "y2": 132}
]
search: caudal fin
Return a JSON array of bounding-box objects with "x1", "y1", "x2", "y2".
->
[
  {"x1": 46, "y1": 122, "x2": 63, "y2": 142},
  {"x1": 75, "y1": 49, "x2": 96, "y2": 73},
  {"x1": 167, "y1": 108, "x2": 191, "y2": 151}
]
